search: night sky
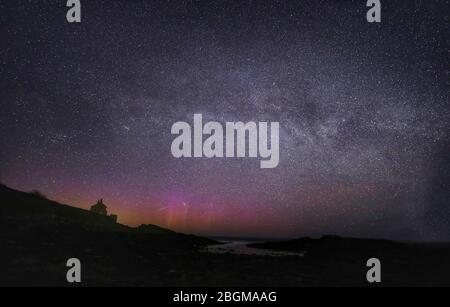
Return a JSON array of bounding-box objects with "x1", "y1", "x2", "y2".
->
[{"x1": 1, "y1": 0, "x2": 449, "y2": 240}]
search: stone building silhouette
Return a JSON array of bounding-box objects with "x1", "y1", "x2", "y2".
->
[
  {"x1": 90, "y1": 199, "x2": 107, "y2": 215},
  {"x1": 90, "y1": 199, "x2": 118, "y2": 223}
]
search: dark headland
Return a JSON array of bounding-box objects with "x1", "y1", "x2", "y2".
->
[{"x1": 1, "y1": 183, "x2": 450, "y2": 286}]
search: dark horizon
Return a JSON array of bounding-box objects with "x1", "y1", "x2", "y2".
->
[{"x1": 3, "y1": 182, "x2": 450, "y2": 244}]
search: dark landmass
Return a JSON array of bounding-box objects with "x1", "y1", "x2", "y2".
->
[
  {"x1": 248, "y1": 236, "x2": 450, "y2": 286},
  {"x1": 248, "y1": 235, "x2": 407, "y2": 253},
  {"x1": 1, "y1": 183, "x2": 450, "y2": 286}
]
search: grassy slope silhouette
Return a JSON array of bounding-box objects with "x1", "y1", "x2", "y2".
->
[
  {"x1": 0, "y1": 183, "x2": 184, "y2": 235},
  {"x1": 0, "y1": 183, "x2": 217, "y2": 286}
]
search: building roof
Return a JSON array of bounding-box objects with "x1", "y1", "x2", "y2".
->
[{"x1": 91, "y1": 199, "x2": 107, "y2": 208}]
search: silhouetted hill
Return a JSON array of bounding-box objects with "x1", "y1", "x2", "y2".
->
[
  {"x1": 0, "y1": 184, "x2": 129, "y2": 233},
  {"x1": 136, "y1": 224, "x2": 176, "y2": 234},
  {"x1": 0, "y1": 184, "x2": 209, "y2": 240}
]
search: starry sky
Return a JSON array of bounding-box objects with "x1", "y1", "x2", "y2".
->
[{"x1": 1, "y1": 0, "x2": 449, "y2": 240}]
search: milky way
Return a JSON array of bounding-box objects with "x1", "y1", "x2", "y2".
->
[{"x1": 1, "y1": 0, "x2": 449, "y2": 240}]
